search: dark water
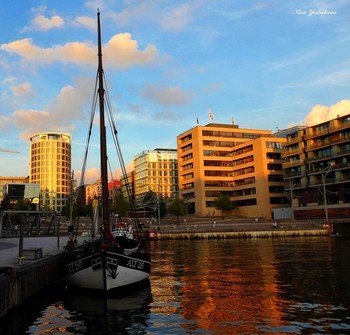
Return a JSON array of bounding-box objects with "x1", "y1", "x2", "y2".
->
[{"x1": 1, "y1": 236, "x2": 350, "y2": 334}]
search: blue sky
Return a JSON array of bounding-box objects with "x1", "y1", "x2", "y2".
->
[{"x1": 1, "y1": 0, "x2": 350, "y2": 182}]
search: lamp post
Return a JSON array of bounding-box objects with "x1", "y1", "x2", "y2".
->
[
  {"x1": 289, "y1": 178, "x2": 295, "y2": 221},
  {"x1": 157, "y1": 187, "x2": 161, "y2": 227},
  {"x1": 321, "y1": 166, "x2": 332, "y2": 222}
]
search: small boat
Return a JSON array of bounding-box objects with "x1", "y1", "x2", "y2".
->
[{"x1": 62, "y1": 11, "x2": 151, "y2": 293}]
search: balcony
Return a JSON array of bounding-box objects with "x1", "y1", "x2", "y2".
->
[
  {"x1": 304, "y1": 139, "x2": 331, "y2": 152},
  {"x1": 283, "y1": 159, "x2": 304, "y2": 169}
]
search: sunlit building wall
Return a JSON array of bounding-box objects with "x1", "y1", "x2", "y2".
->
[
  {"x1": 120, "y1": 171, "x2": 135, "y2": 201},
  {"x1": 177, "y1": 123, "x2": 287, "y2": 219},
  {"x1": 29, "y1": 132, "x2": 72, "y2": 212},
  {"x1": 133, "y1": 148, "x2": 178, "y2": 200},
  {"x1": 85, "y1": 180, "x2": 101, "y2": 204}
]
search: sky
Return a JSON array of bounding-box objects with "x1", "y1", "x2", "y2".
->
[{"x1": 1, "y1": 0, "x2": 350, "y2": 183}]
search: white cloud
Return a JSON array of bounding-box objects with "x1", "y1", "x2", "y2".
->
[
  {"x1": 305, "y1": 99, "x2": 350, "y2": 126},
  {"x1": 11, "y1": 82, "x2": 32, "y2": 97},
  {"x1": 10, "y1": 81, "x2": 91, "y2": 139},
  {"x1": 21, "y1": 14, "x2": 64, "y2": 32},
  {"x1": 73, "y1": 16, "x2": 96, "y2": 31},
  {"x1": 0, "y1": 34, "x2": 158, "y2": 69},
  {"x1": 34, "y1": 15, "x2": 64, "y2": 30},
  {"x1": 160, "y1": 3, "x2": 191, "y2": 32},
  {"x1": 141, "y1": 83, "x2": 193, "y2": 106}
]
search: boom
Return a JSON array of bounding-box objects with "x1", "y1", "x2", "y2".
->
[{"x1": 0, "y1": 148, "x2": 19, "y2": 153}]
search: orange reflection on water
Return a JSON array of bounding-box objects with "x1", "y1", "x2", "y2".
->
[
  {"x1": 28, "y1": 302, "x2": 76, "y2": 334},
  {"x1": 157, "y1": 240, "x2": 288, "y2": 334}
]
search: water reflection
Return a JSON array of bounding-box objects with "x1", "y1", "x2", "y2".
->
[
  {"x1": 150, "y1": 238, "x2": 350, "y2": 334},
  {"x1": 26, "y1": 285, "x2": 152, "y2": 335},
  {"x1": 3, "y1": 237, "x2": 350, "y2": 334}
]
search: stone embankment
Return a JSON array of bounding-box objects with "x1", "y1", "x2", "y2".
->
[{"x1": 145, "y1": 217, "x2": 330, "y2": 240}]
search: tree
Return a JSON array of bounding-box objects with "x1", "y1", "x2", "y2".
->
[
  {"x1": 167, "y1": 197, "x2": 186, "y2": 225},
  {"x1": 214, "y1": 193, "x2": 236, "y2": 219},
  {"x1": 13, "y1": 199, "x2": 31, "y2": 211},
  {"x1": 142, "y1": 191, "x2": 157, "y2": 212},
  {"x1": 111, "y1": 190, "x2": 130, "y2": 219},
  {"x1": 159, "y1": 196, "x2": 167, "y2": 219}
]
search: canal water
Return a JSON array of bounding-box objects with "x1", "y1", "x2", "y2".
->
[{"x1": 1, "y1": 236, "x2": 350, "y2": 334}]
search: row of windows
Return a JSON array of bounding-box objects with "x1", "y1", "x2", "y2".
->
[
  {"x1": 205, "y1": 187, "x2": 257, "y2": 198},
  {"x1": 31, "y1": 177, "x2": 70, "y2": 186},
  {"x1": 31, "y1": 155, "x2": 71, "y2": 162},
  {"x1": 202, "y1": 130, "x2": 262, "y2": 139},
  {"x1": 203, "y1": 140, "x2": 238, "y2": 147},
  {"x1": 231, "y1": 145, "x2": 253, "y2": 157},
  {"x1": 266, "y1": 142, "x2": 284, "y2": 149},
  {"x1": 31, "y1": 148, "x2": 71, "y2": 155},
  {"x1": 31, "y1": 167, "x2": 70, "y2": 174},
  {"x1": 182, "y1": 153, "x2": 193, "y2": 161}
]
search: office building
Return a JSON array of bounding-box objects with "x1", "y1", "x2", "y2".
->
[
  {"x1": 29, "y1": 132, "x2": 72, "y2": 212},
  {"x1": 283, "y1": 114, "x2": 350, "y2": 220},
  {"x1": 177, "y1": 123, "x2": 288, "y2": 219},
  {"x1": 133, "y1": 148, "x2": 178, "y2": 200}
]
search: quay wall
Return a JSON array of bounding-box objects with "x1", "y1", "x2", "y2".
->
[
  {"x1": 0, "y1": 254, "x2": 63, "y2": 318},
  {"x1": 157, "y1": 229, "x2": 330, "y2": 240}
]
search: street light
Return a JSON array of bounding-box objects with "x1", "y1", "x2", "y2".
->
[
  {"x1": 290, "y1": 179, "x2": 295, "y2": 221},
  {"x1": 321, "y1": 165, "x2": 333, "y2": 222}
]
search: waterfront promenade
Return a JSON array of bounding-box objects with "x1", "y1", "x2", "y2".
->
[{"x1": 0, "y1": 235, "x2": 86, "y2": 268}]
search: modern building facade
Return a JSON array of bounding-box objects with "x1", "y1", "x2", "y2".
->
[
  {"x1": 0, "y1": 176, "x2": 29, "y2": 204},
  {"x1": 3, "y1": 183, "x2": 40, "y2": 210},
  {"x1": 29, "y1": 132, "x2": 72, "y2": 212},
  {"x1": 133, "y1": 148, "x2": 178, "y2": 200},
  {"x1": 177, "y1": 123, "x2": 288, "y2": 219},
  {"x1": 283, "y1": 114, "x2": 350, "y2": 220}
]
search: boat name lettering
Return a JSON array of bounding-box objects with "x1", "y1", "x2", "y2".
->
[
  {"x1": 127, "y1": 259, "x2": 145, "y2": 270},
  {"x1": 67, "y1": 260, "x2": 83, "y2": 273}
]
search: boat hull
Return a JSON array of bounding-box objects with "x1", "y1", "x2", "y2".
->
[{"x1": 64, "y1": 250, "x2": 151, "y2": 292}]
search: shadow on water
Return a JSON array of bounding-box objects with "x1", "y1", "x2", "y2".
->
[{"x1": 0, "y1": 281, "x2": 153, "y2": 335}]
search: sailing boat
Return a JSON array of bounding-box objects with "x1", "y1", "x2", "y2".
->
[{"x1": 62, "y1": 11, "x2": 151, "y2": 293}]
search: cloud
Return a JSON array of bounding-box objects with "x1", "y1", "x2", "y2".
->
[
  {"x1": 11, "y1": 82, "x2": 32, "y2": 97},
  {"x1": 305, "y1": 100, "x2": 350, "y2": 126},
  {"x1": 160, "y1": 3, "x2": 191, "y2": 31},
  {"x1": 0, "y1": 115, "x2": 11, "y2": 130},
  {"x1": 0, "y1": 34, "x2": 158, "y2": 69},
  {"x1": 34, "y1": 15, "x2": 64, "y2": 30},
  {"x1": 141, "y1": 83, "x2": 193, "y2": 106},
  {"x1": 11, "y1": 82, "x2": 90, "y2": 139},
  {"x1": 22, "y1": 14, "x2": 64, "y2": 32},
  {"x1": 104, "y1": 33, "x2": 158, "y2": 68},
  {"x1": 107, "y1": 1, "x2": 198, "y2": 32},
  {"x1": 73, "y1": 16, "x2": 96, "y2": 31},
  {"x1": 12, "y1": 109, "x2": 52, "y2": 139}
]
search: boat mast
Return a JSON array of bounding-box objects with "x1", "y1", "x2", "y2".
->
[{"x1": 97, "y1": 11, "x2": 110, "y2": 228}]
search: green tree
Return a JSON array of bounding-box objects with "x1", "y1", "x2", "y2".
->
[
  {"x1": 214, "y1": 193, "x2": 236, "y2": 219},
  {"x1": 13, "y1": 199, "x2": 31, "y2": 211},
  {"x1": 142, "y1": 191, "x2": 157, "y2": 212},
  {"x1": 111, "y1": 190, "x2": 130, "y2": 219},
  {"x1": 159, "y1": 197, "x2": 167, "y2": 219},
  {"x1": 167, "y1": 197, "x2": 186, "y2": 225}
]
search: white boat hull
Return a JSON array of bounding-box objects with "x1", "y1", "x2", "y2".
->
[{"x1": 64, "y1": 250, "x2": 151, "y2": 292}]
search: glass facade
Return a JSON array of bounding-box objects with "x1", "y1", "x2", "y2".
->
[{"x1": 30, "y1": 132, "x2": 71, "y2": 212}]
